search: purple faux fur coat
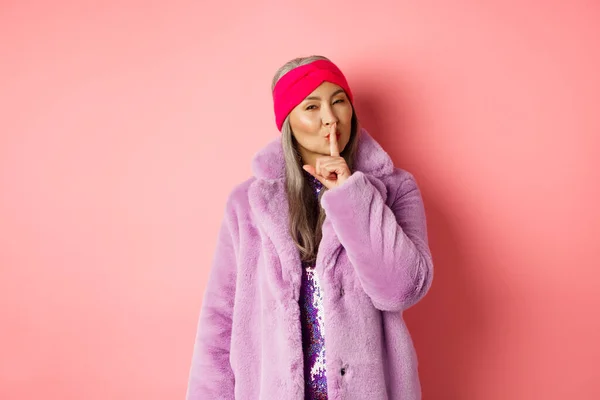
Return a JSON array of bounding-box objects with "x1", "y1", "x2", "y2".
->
[{"x1": 186, "y1": 128, "x2": 434, "y2": 399}]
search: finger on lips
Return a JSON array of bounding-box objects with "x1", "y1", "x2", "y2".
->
[{"x1": 329, "y1": 123, "x2": 340, "y2": 157}]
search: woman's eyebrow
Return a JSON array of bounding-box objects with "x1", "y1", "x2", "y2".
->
[{"x1": 304, "y1": 89, "x2": 345, "y2": 101}]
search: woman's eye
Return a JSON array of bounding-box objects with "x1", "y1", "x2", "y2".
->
[{"x1": 306, "y1": 99, "x2": 343, "y2": 110}]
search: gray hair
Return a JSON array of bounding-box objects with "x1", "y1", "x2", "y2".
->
[{"x1": 271, "y1": 55, "x2": 360, "y2": 263}]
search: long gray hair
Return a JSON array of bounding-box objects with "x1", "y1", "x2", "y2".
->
[{"x1": 271, "y1": 55, "x2": 360, "y2": 263}]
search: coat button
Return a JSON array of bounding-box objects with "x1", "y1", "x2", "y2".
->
[
  {"x1": 340, "y1": 287, "x2": 344, "y2": 296},
  {"x1": 340, "y1": 367, "x2": 347, "y2": 376}
]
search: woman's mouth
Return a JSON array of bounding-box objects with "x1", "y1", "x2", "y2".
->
[{"x1": 326, "y1": 132, "x2": 341, "y2": 140}]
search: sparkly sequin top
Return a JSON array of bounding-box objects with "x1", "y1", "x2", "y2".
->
[{"x1": 299, "y1": 169, "x2": 328, "y2": 399}]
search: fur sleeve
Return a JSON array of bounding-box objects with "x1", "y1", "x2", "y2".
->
[
  {"x1": 186, "y1": 199, "x2": 238, "y2": 399},
  {"x1": 320, "y1": 169, "x2": 433, "y2": 312}
]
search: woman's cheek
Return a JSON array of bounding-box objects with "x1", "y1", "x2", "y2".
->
[
  {"x1": 297, "y1": 113, "x2": 319, "y2": 131},
  {"x1": 341, "y1": 104, "x2": 353, "y2": 123}
]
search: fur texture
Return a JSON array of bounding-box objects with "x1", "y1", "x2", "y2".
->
[{"x1": 186, "y1": 128, "x2": 434, "y2": 399}]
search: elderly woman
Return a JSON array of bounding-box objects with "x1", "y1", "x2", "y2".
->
[{"x1": 186, "y1": 55, "x2": 434, "y2": 400}]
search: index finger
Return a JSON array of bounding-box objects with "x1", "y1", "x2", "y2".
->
[{"x1": 329, "y1": 123, "x2": 340, "y2": 157}]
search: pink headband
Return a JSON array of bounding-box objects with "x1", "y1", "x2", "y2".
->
[{"x1": 272, "y1": 59, "x2": 354, "y2": 131}]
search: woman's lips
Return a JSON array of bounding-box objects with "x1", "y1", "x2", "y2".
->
[{"x1": 326, "y1": 133, "x2": 341, "y2": 140}]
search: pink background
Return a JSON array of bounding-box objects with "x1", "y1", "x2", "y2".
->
[{"x1": 1, "y1": 1, "x2": 599, "y2": 399}]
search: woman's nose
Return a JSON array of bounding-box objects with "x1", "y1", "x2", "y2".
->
[{"x1": 322, "y1": 105, "x2": 338, "y2": 125}]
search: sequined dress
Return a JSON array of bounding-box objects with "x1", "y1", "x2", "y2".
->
[{"x1": 299, "y1": 169, "x2": 328, "y2": 399}]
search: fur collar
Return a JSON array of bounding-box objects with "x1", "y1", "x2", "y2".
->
[{"x1": 247, "y1": 128, "x2": 394, "y2": 302}]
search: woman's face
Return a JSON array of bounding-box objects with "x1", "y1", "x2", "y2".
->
[{"x1": 288, "y1": 81, "x2": 353, "y2": 166}]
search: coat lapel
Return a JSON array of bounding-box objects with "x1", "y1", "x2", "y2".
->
[{"x1": 248, "y1": 178, "x2": 303, "y2": 301}]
